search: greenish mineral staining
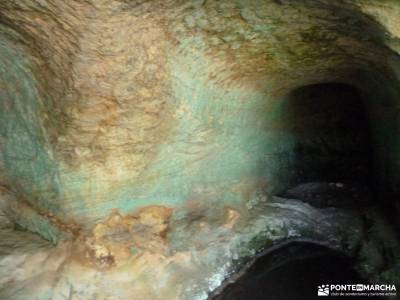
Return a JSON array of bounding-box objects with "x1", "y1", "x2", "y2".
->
[{"x1": 0, "y1": 0, "x2": 400, "y2": 299}]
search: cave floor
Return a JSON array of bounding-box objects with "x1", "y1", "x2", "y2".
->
[
  {"x1": 0, "y1": 183, "x2": 399, "y2": 300},
  {"x1": 212, "y1": 242, "x2": 385, "y2": 300}
]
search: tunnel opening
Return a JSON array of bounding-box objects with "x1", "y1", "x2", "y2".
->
[
  {"x1": 0, "y1": 1, "x2": 400, "y2": 299},
  {"x1": 210, "y1": 241, "x2": 384, "y2": 300},
  {"x1": 279, "y1": 82, "x2": 376, "y2": 209},
  {"x1": 210, "y1": 83, "x2": 391, "y2": 300}
]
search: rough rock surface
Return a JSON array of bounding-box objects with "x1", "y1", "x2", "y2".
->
[
  {"x1": 281, "y1": 181, "x2": 373, "y2": 208},
  {"x1": 0, "y1": 0, "x2": 400, "y2": 299},
  {"x1": 1, "y1": 0, "x2": 400, "y2": 226}
]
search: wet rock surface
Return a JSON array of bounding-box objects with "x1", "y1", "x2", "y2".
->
[
  {"x1": 212, "y1": 242, "x2": 384, "y2": 300},
  {"x1": 0, "y1": 0, "x2": 400, "y2": 299},
  {"x1": 2, "y1": 194, "x2": 398, "y2": 300},
  {"x1": 280, "y1": 181, "x2": 374, "y2": 208}
]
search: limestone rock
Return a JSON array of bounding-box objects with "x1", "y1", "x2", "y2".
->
[{"x1": 0, "y1": 0, "x2": 400, "y2": 299}]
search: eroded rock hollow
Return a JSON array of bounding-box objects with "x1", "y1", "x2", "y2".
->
[{"x1": 1, "y1": 1, "x2": 400, "y2": 299}]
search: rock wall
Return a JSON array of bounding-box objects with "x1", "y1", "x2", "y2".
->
[
  {"x1": 0, "y1": 0, "x2": 400, "y2": 237},
  {"x1": 1, "y1": 1, "x2": 400, "y2": 299}
]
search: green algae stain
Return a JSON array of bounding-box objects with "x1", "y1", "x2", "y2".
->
[
  {"x1": 48, "y1": 45, "x2": 298, "y2": 224},
  {"x1": 0, "y1": 31, "x2": 64, "y2": 238}
]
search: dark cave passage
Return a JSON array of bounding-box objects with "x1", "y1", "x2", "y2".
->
[
  {"x1": 285, "y1": 83, "x2": 373, "y2": 185},
  {"x1": 280, "y1": 83, "x2": 376, "y2": 209},
  {"x1": 0, "y1": 1, "x2": 400, "y2": 299},
  {"x1": 210, "y1": 82, "x2": 398, "y2": 300},
  {"x1": 212, "y1": 242, "x2": 384, "y2": 300}
]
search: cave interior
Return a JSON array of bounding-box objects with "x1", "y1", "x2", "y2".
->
[{"x1": 0, "y1": 1, "x2": 400, "y2": 300}]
